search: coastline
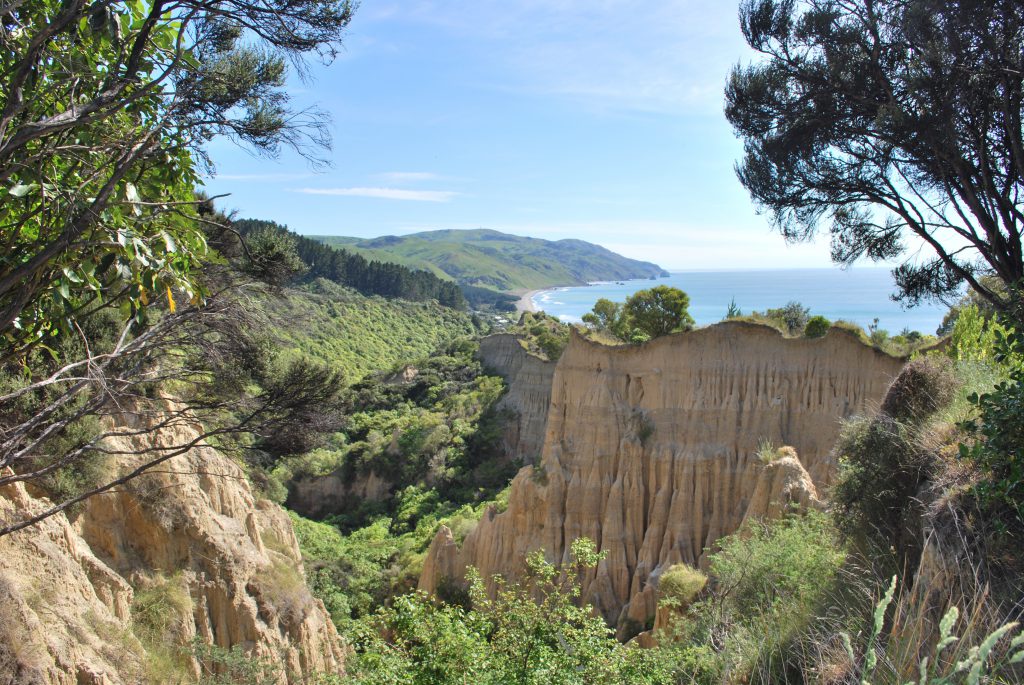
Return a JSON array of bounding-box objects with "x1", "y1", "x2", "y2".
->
[{"x1": 514, "y1": 289, "x2": 542, "y2": 313}]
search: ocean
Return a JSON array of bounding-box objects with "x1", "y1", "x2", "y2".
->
[{"x1": 530, "y1": 268, "x2": 952, "y2": 335}]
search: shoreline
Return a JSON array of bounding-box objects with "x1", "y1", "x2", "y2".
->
[{"x1": 514, "y1": 289, "x2": 543, "y2": 313}]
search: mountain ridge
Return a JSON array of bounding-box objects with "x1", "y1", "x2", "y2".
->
[{"x1": 313, "y1": 228, "x2": 669, "y2": 292}]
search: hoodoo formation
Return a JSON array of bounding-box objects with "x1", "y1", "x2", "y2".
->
[
  {"x1": 420, "y1": 322, "x2": 906, "y2": 636},
  {"x1": 0, "y1": 405, "x2": 345, "y2": 684}
]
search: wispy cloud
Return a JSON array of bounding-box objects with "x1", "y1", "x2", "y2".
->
[
  {"x1": 294, "y1": 187, "x2": 460, "y2": 202},
  {"x1": 376, "y1": 171, "x2": 444, "y2": 183},
  {"x1": 369, "y1": 1, "x2": 746, "y2": 114}
]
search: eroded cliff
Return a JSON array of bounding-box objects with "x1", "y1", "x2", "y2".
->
[
  {"x1": 420, "y1": 322, "x2": 905, "y2": 635},
  {"x1": 477, "y1": 334, "x2": 555, "y2": 464},
  {"x1": 0, "y1": 405, "x2": 344, "y2": 684}
]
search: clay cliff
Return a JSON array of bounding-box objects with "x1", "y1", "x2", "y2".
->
[
  {"x1": 0, "y1": 404, "x2": 345, "y2": 684},
  {"x1": 420, "y1": 323, "x2": 905, "y2": 636},
  {"x1": 476, "y1": 334, "x2": 555, "y2": 464}
]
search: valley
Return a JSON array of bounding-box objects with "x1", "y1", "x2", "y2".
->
[{"x1": 3, "y1": 1, "x2": 1024, "y2": 683}]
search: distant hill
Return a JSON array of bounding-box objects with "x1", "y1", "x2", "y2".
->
[{"x1": 313, "y1": 229, "x2": 669, "y2": 292}]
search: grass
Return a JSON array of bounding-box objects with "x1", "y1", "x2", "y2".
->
[
  {"x1": 658, "y1": 564, "x2": 707, "y2": 609},
  {"x1": 255, "y1": 557, "x2": 312, "y2": 624},
  {"x1": 131, "y1": 573, "x2": 194, "y2": 684}
]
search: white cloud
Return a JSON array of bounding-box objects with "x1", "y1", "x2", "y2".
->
[
  {"x1": 376, "y1": 171, "x2": 444, "y2": 183},
  {"x1": 293, "y1": 187, "x2": 460, "y2": 202}
]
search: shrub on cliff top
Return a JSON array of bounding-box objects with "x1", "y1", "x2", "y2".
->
[{"x1": 805, "y1": 315, "x2": 831, "y2": 339}]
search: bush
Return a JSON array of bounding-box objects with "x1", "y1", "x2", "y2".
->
[
  {"x1": 804, "y1": 315, "x2": 831, "y2": 338},
  {"x1": 658, "y1": 564, "x2": 707, "y2": 609},
  {"x1": 881, "y1": 355, "x2": 958, "y2": 422},
  {"x1": 831, "y1": 414, "x2": 934, "y2": 563},
  {"x1": 959, "y1": 316, "x2": 1024, "y2": 544},
  {"x1": 765, "y1": 301, "x2": 810, "y2": 335},
  {"x1": 669, "y1": 513, "x2": 846, "y2": 685}
]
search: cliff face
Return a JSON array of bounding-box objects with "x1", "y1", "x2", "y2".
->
[
  {"x1": 420, "y1": 323, "x2": 904, "y2": 634},
  {"x1": 477, "y1": 334, "x2": 555, "y2": 464},
  {"x1": 0, "y1": 406, "x2": 344, "y2": 684}
]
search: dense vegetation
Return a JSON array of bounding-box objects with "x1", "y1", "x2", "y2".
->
[
  {"x1": 261, "y1": 279, "x2": 477, "y2": 381},
  {"x1": 278, "y1": 338, "x2": 519, "y2": 628},
  {"x1": 288, "y1": 303, "x2": 1023, "y2": 685},
  {"x1": 316, "y1": 228, "x2": 668, "y2": 292},
  {"x1": 234, "y1": 219, "x2": 466, "y2": 308}
]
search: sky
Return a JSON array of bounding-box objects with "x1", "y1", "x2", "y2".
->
[{"x1": 200, "y1": 1, "x2": 838, "y2": 270}]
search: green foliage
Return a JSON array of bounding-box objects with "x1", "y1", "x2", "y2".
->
[
  {"x1": 235, "y1": 220, "x2": 466, "y2": 308},
  {"x1": 657, "y1": 564, "x2": 707, "y2": 610},
  {"x1": 624, "y1": 286, "x2": 695, "y2": 339},
  {"x1": 244, "y1": 226, "x2": 307, "y2": 287},
  {"x1": 507, "y1": 312, "x2": 571, "y2": 361},
  {"x1": 707, "y1": 513, "x2": 845, "y2": 621},
  {"x1": 314, "y1": 228, "x2": 667, "y2": 293},
  {"x1": 842, "y1": 580, "x2": 1024, "y2": 685},
  {"x1": 881, "y1": 356, "x2": 958, "y2": 423},
  {"x1": 0, "y1": 0, "x2": 354, "y2": 354},
  {"x1": 959, "y1": 315, "x2": 1024, "y2": 538},
  {"x1": 832, "y1": 414, "x2": 933, "y2": 557},
  {"x1": 725, "y1": 298, "x2": 743, "y2": 319},
  {"x1": 192, "y1": 639, "x2": 282, "y2": 685},
  {"x1": 950, "y1": 304, "x2": 1011, "y2": 365},
  {"x1": 132, "y1": 574, "x2": 194, "y2": 684},
  {"x1": 726, "y1": 0, "x2": 1024, "y2": 310},
  {"x1": 284, "y1": 339, "x2": 519, "y2": 630},
  {"x1": 765, "y1": 301, "x2": 810, "y2": 336},
  {"x1": 349, "y1": 538, "x2": 669, "y2": 685},
  {"x1": 582, "y1": 286, "x2": 694, "y2": 342},
  {"x1": 263, "y1": 279, "x2": 476, "y2": 381},
  {"x1": 805, "y1": 314, "x2": 831, "y2": 338},
  {"x1": 660, "y1": 513, "x2": 846, "y2": 684}
]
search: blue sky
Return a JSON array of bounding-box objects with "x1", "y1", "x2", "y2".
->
[{"x1": 200, "y1": 1, "x2": 836, "y2": 270}]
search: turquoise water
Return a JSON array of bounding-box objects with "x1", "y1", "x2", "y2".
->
[{"x1": 531, "y1": 268, "x2": 952, "y2": 335}]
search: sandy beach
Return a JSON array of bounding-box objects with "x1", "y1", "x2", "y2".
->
[{"x1": 514, "y1": 289, "x2": 542, "y2": 313}]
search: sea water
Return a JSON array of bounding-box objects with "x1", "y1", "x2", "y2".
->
[{"x1": 531, "y1": 268, "x2": 952, "y2": 335}]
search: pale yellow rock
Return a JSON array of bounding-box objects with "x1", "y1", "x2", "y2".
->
[
  {"x1": 0, "y1": 406, "x2": 345, "y2": 684},
  {"x1": 421, "y1": 322, "x2": 904, "y2": 634}
]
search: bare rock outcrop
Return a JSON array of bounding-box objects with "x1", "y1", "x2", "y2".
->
[
  {"x1": 477, "y1": 334, "x2": 555, "y2": 464},
  {"x1": 0, "y1": 406, "x2": 345, "y2": 684},
  {"x1": 420, "y1": 322, "x2": 904, "y2": 634}
]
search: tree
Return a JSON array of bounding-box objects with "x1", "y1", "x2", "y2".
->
[
  {"x1": 765, "y1": 300, "x2": 810, "y2": 335},
  {"x1": 582, "y1": 298, "x2": 623, "y2": 332},
  {"x1": 0, "y1": 0, "x2": 354, "y2": 356},
  {"x1": 624, "y1": 286, "x2": 695, "y2": 339},
  {"x1": 0, "y1": 0, "x2": 354, "y2": 535},
  {"x1": 726, "y1": 0, "x2": 1024, "y2": 316}
]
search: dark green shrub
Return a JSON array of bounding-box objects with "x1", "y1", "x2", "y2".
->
[
  {"x1": 881, "y1": 355, "x2": 957, "y2": 422},
  {"x1": 804, "y1": 315, "x2": 831, "y2": 338},
  {"x1": 831, "y1": 415, "x2": 934, "y2": 563},
  {"x1": 959, "y1": 318, "x2": 1024, "y2": 543}
]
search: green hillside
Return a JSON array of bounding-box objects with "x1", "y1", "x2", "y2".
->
[
  {"x1": 263, "y1": 278, "x2": 477, "y2": 381},
  {"x1": 314, "y1": 228, "x2": 669, "y2": 292}
]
